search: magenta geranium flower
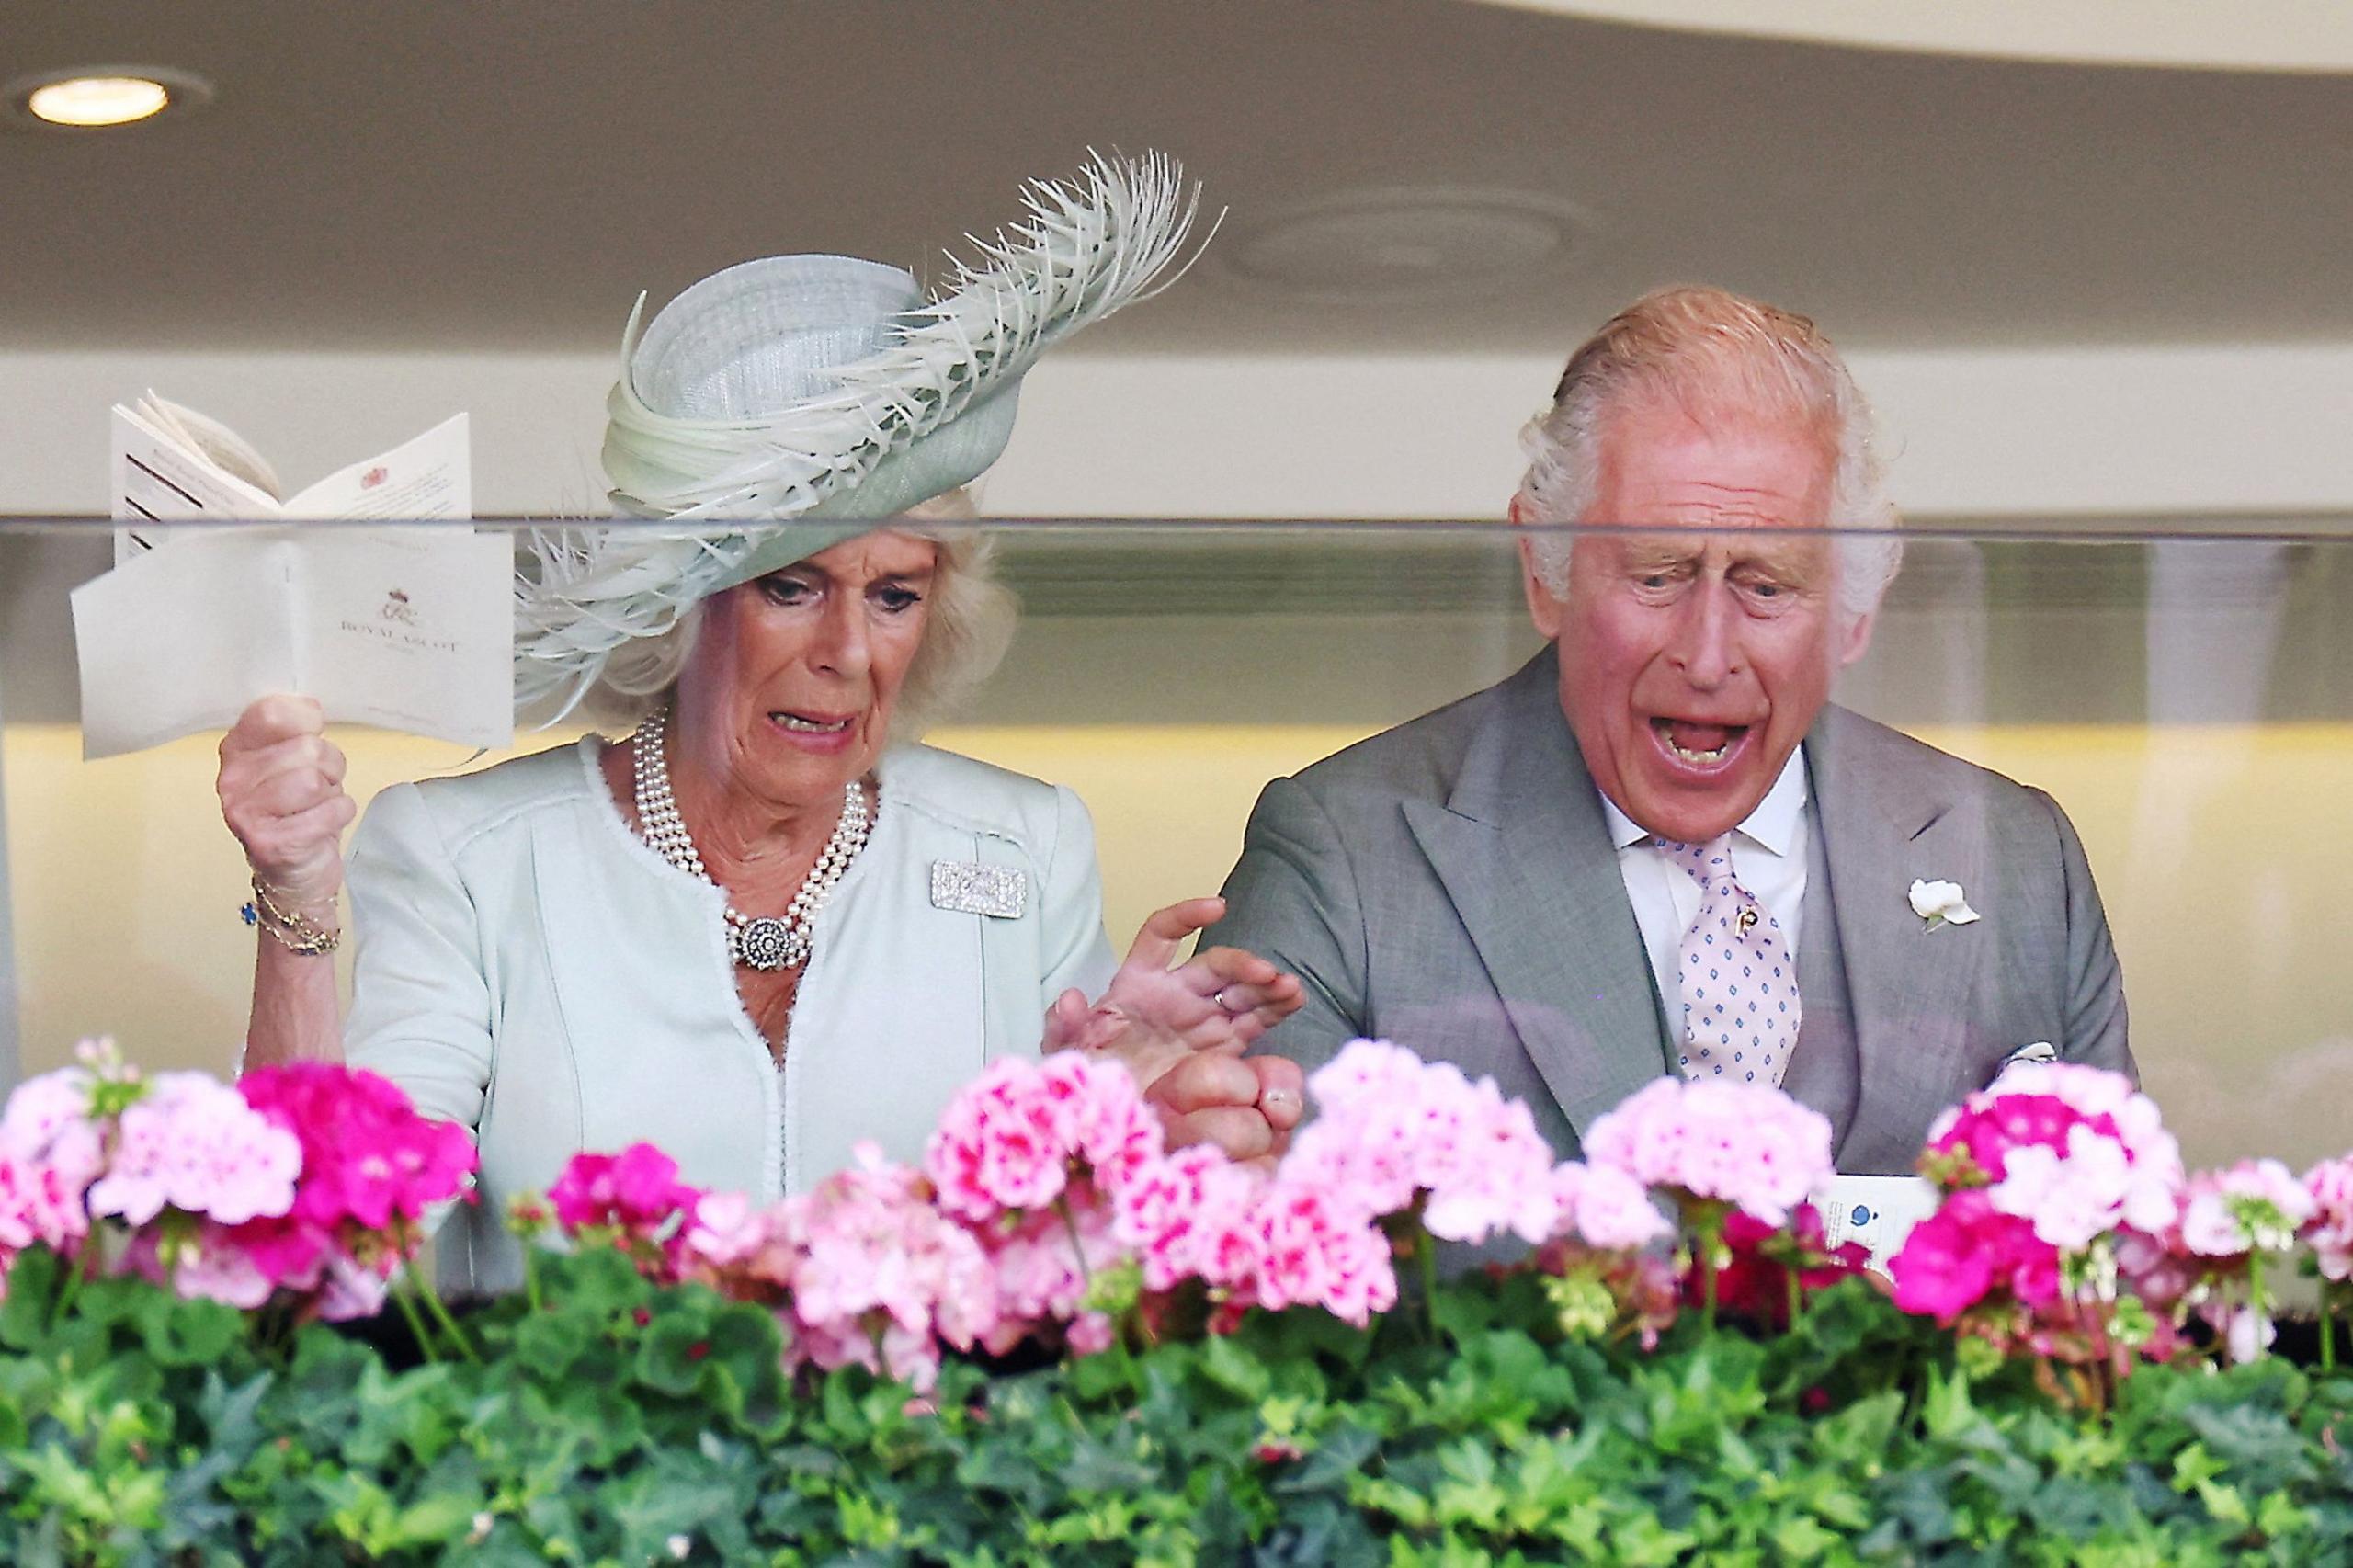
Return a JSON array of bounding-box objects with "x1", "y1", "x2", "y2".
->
[
  {"x1": 239, "y1": 1063, "x2": 474, "y2": 1233},
  {"x1": 1889, "y1": 1189, "x2": 2055, "y2": 1323},
  {"x1": 548, "y1": 1143, "x2": 699, "y2": 1234}
]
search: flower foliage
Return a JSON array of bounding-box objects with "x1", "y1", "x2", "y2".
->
[
  {"x1": 8, "y1": 1032, "x2": 2349, "y2": 1442},
  {"x1": 3, "y1": 1035, "x2": 2352, "y2": 1561}
]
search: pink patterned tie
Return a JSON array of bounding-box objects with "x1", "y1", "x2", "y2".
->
[{"x1": 1659, "y1": 834, "x2": 1800, "y2": 1086}]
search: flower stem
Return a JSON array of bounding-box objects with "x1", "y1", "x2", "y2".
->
[
  {"x1": 2322, "y1": 1286, "x2": 2336, "y2": 1375},
  {"x1": 417, "y1": 1271, "x2": 478, "y2": 1365},
  {"x1": 51, "y1": 1244, "x2": 91, "y2": 1332},
  {"x1": 2246, "y1": 1260, "x2": 2274, "y2": 1365},
  {"x1": 1418, "y1": 1227, "x2": 1442, "y2": 1345},
  {"x1": 1695, "y1": 1210, "x2": 1722, "y2": 1333},
  {"x1": 391, "y1": 1217, "x2": 477, "y2": 1365},
  {"x1": 1055, "y1": 1198, "x2": 1092, "y2": 1286},
  {"x1": 390, "y1": 1277, "x2": 440, "y2": 1366},
  {"x1": 2077, "y1": 1280, "x2": 2117, "y2": 1414}
]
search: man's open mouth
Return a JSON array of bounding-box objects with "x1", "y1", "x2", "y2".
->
[{"x1": 1651, "y1": 717, "x2": 1750, "y2": 767}]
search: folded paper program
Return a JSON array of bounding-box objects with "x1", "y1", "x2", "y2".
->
[
  {"x1": 74, "y1": 402, "x2": 500, "y2": 757},
  {"x1": 70, "y1": 526, "x2": 512, "y2": 758}
]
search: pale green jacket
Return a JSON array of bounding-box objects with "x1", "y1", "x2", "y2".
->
[{"x1": 346, "y1": 738, "x2": 1116, "y2": 1295}]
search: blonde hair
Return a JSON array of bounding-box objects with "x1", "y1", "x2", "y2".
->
[
  {"x1": 1517, "y1": 286, "x2": 1900, "y2": 625},
  {"x1": 584, "y1": 486, "x2": 1017, "y2": 737}
]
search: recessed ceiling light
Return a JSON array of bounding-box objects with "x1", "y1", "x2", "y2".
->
[
  {"x1": 1221, "y1": 188, "x2": 1595, "y2": 301},
  {"x1": 3, "y1": 66, "x2": 213, "y2": 131}
]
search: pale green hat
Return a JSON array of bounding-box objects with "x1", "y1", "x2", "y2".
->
[{"x1": 513, "y1": 152, "x2": 1204, "y2": 721}]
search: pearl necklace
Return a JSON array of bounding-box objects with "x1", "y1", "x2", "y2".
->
[{"x1": 630, "y1": 705, "x2": 870, "y2": 972}]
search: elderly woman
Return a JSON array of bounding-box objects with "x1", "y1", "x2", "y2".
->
[{"x1": 216, "y1": 156, "x2": 1303, "y2": 1290}]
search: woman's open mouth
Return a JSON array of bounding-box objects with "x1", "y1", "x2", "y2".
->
[
  {"x1": 765, "y1": 710, "x2": 861, "y2": 754},
  {"x1": 770, "y1": 711, "x2": 854, "y2": 735}
]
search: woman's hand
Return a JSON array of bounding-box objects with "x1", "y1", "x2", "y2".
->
[
  {"x1": 1042, "y1": 896, "x2": 1309, "y2": 1167},
  {"x1": 217, "y1": 695, "x2": 356, "y2": 907}
]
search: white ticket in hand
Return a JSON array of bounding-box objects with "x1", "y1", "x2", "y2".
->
[
  {"x1": 70, "y1": 524, "x2": 514, "y2": 758},
  {"x1": 1815, "y1": 1174, "x2": 1941, "y2": 1275}
]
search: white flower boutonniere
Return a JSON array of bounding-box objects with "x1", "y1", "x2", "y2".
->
[{"x1": 1908, "y1": 878, "x2": 1981, "y2": 931}]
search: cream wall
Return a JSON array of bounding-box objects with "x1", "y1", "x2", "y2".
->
[
  {"x1": 6, "y1": 716, "x2": 2353, "y2": 1175},
  {"x1": 0, "y1": 665, "x2": 15, "y2": 1085}
]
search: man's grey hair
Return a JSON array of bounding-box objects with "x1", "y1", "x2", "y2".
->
[
  {"x1": 1516, "y1": 285, "x2": 1902, "y2": 627},
  {"x1": 585, "y1": 487, "x2": 1017, "y2": 737}
]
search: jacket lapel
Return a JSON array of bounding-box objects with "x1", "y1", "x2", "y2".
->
[
  {"x1": 1810, "y1": 706, "x2": 1992, "y2": 1173},
  {"x1": 1402, "y1": 649, "x2": 1674, "y2": 1143}
]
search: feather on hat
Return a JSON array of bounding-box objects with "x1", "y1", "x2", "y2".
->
[{"x1": 514, "y1": 151, "x2": 1207, "y2": 722}]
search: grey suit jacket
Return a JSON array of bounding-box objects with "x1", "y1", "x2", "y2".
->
[{"x1": 1211, "y1": 647, "x2": 2131, "y2": 1175}]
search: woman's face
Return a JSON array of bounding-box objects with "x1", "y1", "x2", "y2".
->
[{"x1": 676, "y1": 530, "x2": 937, "y2": 811}]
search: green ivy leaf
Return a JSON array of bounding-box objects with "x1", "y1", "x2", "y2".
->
[{"x1": 0, "y1": 1248, "x2": 66, "y2": 1350}]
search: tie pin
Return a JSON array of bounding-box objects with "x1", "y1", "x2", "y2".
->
[{"x1": 1737, "y1": 908, "x2": 1760, "y2": 935}]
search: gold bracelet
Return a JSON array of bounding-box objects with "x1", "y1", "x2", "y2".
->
[
  {"x1": 253, "y1": 917, "x2": 341, "y2": 957},
  {"x1": 241, "y1": 878, "x2": 343, "y2": 956}
]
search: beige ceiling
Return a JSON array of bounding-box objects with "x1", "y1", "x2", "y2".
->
[
  {"x1": 6, "y1": 0, "x2": 2351, "y2": 358},
  {"x1": 1482, "y1": 0, "x2": 2353, "y2": 73}
]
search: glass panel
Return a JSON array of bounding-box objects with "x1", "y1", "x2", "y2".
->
[{"x1": 3, "y1": 517, "x2": 2348, "y2": 1177}]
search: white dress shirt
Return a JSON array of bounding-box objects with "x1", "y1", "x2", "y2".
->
[{"x1": 1597, "y1": 746, "x2": 1813, "y2": 1016}]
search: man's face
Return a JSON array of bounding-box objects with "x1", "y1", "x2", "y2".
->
[{"x1": 1526, "y1": 406, "x2": 1872, "y2": 844}]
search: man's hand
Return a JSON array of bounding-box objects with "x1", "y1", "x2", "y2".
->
[
  {"x1": 1041, "y1": 896, "x2": 1307, "y2": 1168},
  {"x1": 1147, "y1": 1046, "x2": 1304, "y2": 1168}
]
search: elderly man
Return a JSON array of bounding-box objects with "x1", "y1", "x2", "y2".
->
[{"x1": 1210, "y1": 286, "x2": 2131, "y2": 1175}]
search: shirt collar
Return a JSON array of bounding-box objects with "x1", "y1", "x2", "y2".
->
[{"x1": 1598, "y1": 744, "x2": 1811, "y2": 856}]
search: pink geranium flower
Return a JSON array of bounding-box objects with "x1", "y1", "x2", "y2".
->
[
  {"x1": 191, "y1": 1063, "x2": 478, "y2": 1318},
  {"x1": 85, "y1": 1072, "x2": 301, "y2": 1228},
  {"x1": 925, "y1": 1052, "x2": 1165, "y2": 1223},
  {"x1": 2178, "y1": 1159, "x2": 2314, "y2": 1258},
  {"x1": 1281, "y1": 1040, "x2": 1563, "y2": 1244},
  {"x1": 1580, "y1": 1076, "x2": 1835, "y2": 1227},
  {"x1": 1111, "y1": 1142, "x2": 1267, "y2": 1292},
  {"x1": 974, "y1": 1179, "x2": 1128, "y2": 1358},
  {"x1": 0, "y1": 1066, "x2": 108, "y2": 1199},
  {"x1": 0, "y1": 1159, "x2": 96, "y2": 1256},
  {"x1": 0, "y1": 1051, "x2": 471, "y2": 1322},
  {"x1": 1550, "y1": 1160, "x2": 1673, "y2": 1252},
  {"x1": 1243, "y1": 1181, "x2": 1399, "y2": 1327},
  {"x1": 2304, "y1": 1155, "x2": 2353, "y2": 1282},
  {"x1": 676, "y1": 1189, "x2": 773, "y2": 1276},
  {"x1": 780, "y1": 1146, "x2": 1000, "y2": 1390}
]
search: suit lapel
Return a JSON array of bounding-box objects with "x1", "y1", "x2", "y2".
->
[
  {"x1": 1781, "y1": 814, "x2": 1860, "y2": 1148},
  {"x1": 1810, "y1": 706, "x2": 1993, "y2": 1172},
  {"x1": 1402, "y1": 649, "x2": 1674, "y2": 1143}
]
